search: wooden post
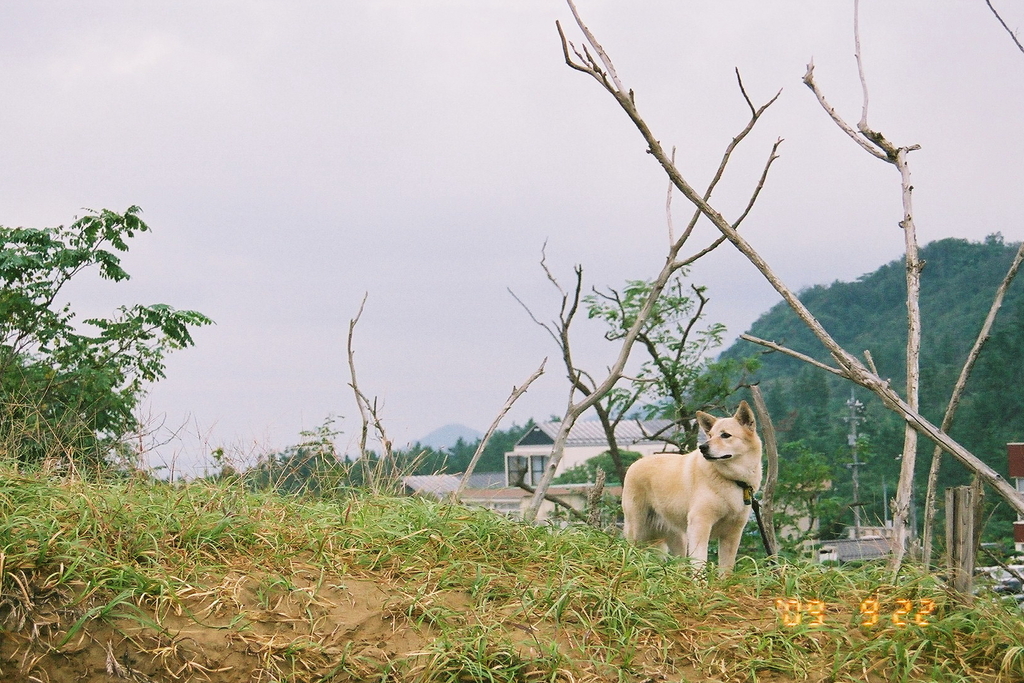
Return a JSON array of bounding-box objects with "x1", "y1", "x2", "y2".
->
[{"x1": 945, "y1": 486, "x2": 976, "y2": 600}]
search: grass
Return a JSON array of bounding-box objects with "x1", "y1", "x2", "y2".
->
[{"x1": 0, "y1": 464, "x2": 1022, "y2": 682}]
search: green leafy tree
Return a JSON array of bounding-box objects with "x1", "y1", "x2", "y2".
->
[
  {"x1": 586, "y1": 274, "x2": 758, "y2": 451},
  {"x1": 0, "y1": 207, "x2": 213, "y2": 466},
  {"x1": 771, "y1": 441, "x2": 842, "y2": 555}
]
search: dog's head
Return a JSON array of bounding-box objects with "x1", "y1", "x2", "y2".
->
[{"x1": 696, "y1": 401, "x2": 761, "y2": 463}]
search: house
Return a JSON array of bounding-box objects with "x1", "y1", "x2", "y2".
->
[
  {"x1": 504, "y1": 419, "x2": 681, "y2": 487},
  {"x1": 817, "y1": 525, "x2": 894, "y2": 563}
]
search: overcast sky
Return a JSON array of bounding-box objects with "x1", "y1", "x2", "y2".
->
[{"x1": 3, "y1": 1, "x2": 1023, "y2": 474}]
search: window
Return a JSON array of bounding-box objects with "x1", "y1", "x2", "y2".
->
[
  {"x1": 506, "y1": 455, "x2": 528, "y2": 486},
  {"x1": 506, "y1": 453, "x2": 550, "y2": 486},
  {"x1": 531, "y1": 455, "x2": 548, "y2": 486}
]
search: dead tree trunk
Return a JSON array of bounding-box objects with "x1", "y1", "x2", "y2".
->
[
  {"x1": 749, "y1": 385, "x2": 779, "y2": 557},
  {"x1": 945, "y1": 486, "x2": 977, "y2": 601}
]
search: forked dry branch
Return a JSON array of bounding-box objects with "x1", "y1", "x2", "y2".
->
[
  {"x1": 346, "y1": 294, "x2": 399, "y2": 488},
  {"x1": 521, "y1": 6, "x2": 782, "y2": 522},
  {"x1": 452, "y1": 359, "x2": 547, "y2": 501},
  {"x1": 802, "y1": 0, "x2": 925, "y2": 570},
  {"x1": 550, "y1": 0, "x2": 1024, "y2": 538}
]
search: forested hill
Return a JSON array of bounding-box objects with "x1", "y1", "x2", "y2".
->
[{"x1": 722, "y1": 235, "x2": 1024, "y2": 539}]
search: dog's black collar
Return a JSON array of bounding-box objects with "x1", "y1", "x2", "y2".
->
[{"x1": 732, "y1": 480, "x2": 755, "y2": 506}]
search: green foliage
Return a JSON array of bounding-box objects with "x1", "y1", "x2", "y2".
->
[
  {"x1": 0, "y1": 207, "x2": 212, "y2": 466},
  {"x1": 586, "y1": 273, "x2": 759, "y2": 447},
  {"x1": 725, "y1": 236, "x2": 1024, "y2": 543},
  {"x1": 771, "y1": 441, "x2": 844, "y2": 554},
  {"x1": 245, "y1": 418, "x2": 349, "y2": 494},
  {"x1": 553, "y1": 450, "x2": 642, "y2": 485}
]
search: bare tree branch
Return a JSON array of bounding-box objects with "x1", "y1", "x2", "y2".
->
[
  {"x1": 347, "y1": 295, "x2": 401, "y2": 490},
  {"x1": 347, "y1": 293, "x2": 371, "y2": 459},
  {"x1": 802, "y1": 62, "x2": 887, "y2": 161},
  {"x1": 984, "y1": 0, "x2": 1024, "y2": 56},
  {"x1": 519, "y1": 2, "x2": 797, "y2": 523},
  {"x1": 740, "y1": 334, "x2": 847, "y2": 377},
  {"x1": 565, "y1": 0, "x2": 625, "y2": 93},
  {"x1": 453, "y1": 359, "x2": 547, "y2": 501},
  {"x1": 854, "y1": 0, "x2": 871, "y2": 132},
  {"x1": 666, "y1": 146, "x2": 677, "y2": 246}
]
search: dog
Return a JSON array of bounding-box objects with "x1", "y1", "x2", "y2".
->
[{"x1": 621, "y1": 401, "x2": 763, "y2": 572}]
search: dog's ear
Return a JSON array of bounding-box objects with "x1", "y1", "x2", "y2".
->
[
  {"x1": 695, "y1": 411, "x2": 716, "y2": 435},
  {"x1": 734, "y1": 400, "x2": 756, "y2": 429}
]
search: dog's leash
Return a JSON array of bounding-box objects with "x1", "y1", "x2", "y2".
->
[{"x1": 735, "y1": 481, "x2": 775, "y2": 559}]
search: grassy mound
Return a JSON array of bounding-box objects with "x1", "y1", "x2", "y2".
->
[{"x1": 0, "y1": 469, "x2": 1021, "y2": 682}]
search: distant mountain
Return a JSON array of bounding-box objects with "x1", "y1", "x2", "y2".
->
[{"x1": 416, "y1": 424, "x2": 484, "y2": 450}]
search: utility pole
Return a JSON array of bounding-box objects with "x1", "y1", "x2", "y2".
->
[
  {"x1": 882, "y1": 477, "x2": 890, "y2": 528},
  {"x1": 845, "y1": 390, "x2": 866, "y2": 539}
]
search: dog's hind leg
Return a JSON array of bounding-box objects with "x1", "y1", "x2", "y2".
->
[
  {"x1": 665, "y1": 531, "x2": 687, "y2": 556},
  {"x1": 624, "y1": 506, "x2": 677, "y2": 556}
]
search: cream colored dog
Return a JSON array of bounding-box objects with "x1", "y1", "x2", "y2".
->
[{"x1": 621, "y1": 401, "x2": 763, "y2": 571}]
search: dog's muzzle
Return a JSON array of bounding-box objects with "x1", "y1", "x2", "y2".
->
[{"x1": 699, "y1": 443, "x2": 733, "y2": 461}]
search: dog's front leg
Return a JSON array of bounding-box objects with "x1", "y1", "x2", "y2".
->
[
  {"x1": 716, "y1": 524, "x2": 745, "y2": 573},
  {"x1": 685, "y1": 517, "x2": 713, "y2": 568}
]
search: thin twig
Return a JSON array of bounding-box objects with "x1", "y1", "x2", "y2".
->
[
  {"x1": 666, "y1": 147, "x2": 677, "y2": 246},
  {"x1": 565, "y1": 0, "x2": 624, "y2": 93},
  {"x1": 347, "y1": 293, "x2": 371, "y2": 459},
  {"x1": 854, "y1": 0, "x2": 871, "y2": 131},
  {"x1": 453, "y1": 359, "x2": 547, "y2": 501},
  {"x1": 984, "y1": 0, "x2": 1024, "y2": 56},
  {"x1": 740, "y1": 334, "x2": 847, "y2": 377}
]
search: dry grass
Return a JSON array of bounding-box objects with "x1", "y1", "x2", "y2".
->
[{"x1": 0, "y1": 464, "x2": 1021, "y2": 682}]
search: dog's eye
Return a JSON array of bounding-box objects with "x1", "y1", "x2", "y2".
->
[{"x1": 720, "y1": 432, "x2": 732, "y2": 439}]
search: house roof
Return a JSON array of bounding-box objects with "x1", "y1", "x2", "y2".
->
[
  {"x1": 515, "y1": 419, "x2": 679, "y2": 449},
  {"x1": 822, "y1": 537, "x2": 892, "y2": 562},
  {"x1": 403, "y1": 474, "x2": 461, "y2": 497},
  {"x1": 459, "y1": 485, "x2": 624, "y2": 502},
  {"x1": 402, "y1": 472, "x2": 506, "y2": 498}
]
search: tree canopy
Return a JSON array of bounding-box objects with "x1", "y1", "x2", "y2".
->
[{"x1": 0, "y1": 207, "x2": 212, "y2": 467}]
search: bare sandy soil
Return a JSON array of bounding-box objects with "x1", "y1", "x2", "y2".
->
[{"x1": 0, "y1": 564, "x2": 445, "y2": 682}]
